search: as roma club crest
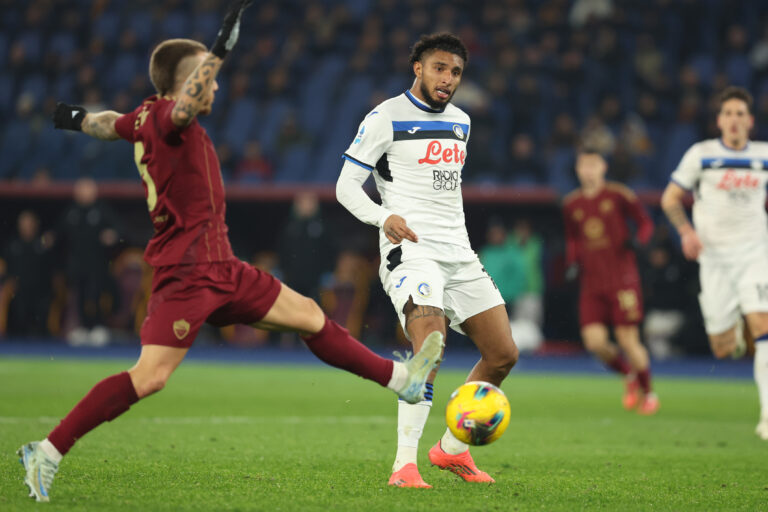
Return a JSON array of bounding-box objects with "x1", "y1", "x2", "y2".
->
[{"x1": 173, "y1": 319, "x2": 191, "y2": 340}]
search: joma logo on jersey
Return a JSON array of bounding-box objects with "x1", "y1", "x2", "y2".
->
[
  {"x1": 418, "y1": 141, "x2": 466, "y2": 165},
  {"x1": 433, "y1": 169, "x2": 459, "y2": 190},
  {"x1": 716, "y1": 169, "x2": 760, "y2": 190}
]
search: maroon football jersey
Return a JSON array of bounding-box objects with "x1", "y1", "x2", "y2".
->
[
  {"x1": 563, "y1": 183, "x2": 653, "y2": 292},
  {"x1": 115, "y1": 96, "x2": 234, "y2": 266}
]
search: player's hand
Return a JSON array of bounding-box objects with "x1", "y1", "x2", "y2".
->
[
  {"x1": 564, "y1": 263, "x2": 579, "y2": 282},
  {"x1": 383, "y1": 215, "x2": 418, "y2": 244},
  {"x1": 211, "y1": 0, "x2": 253, "y2": 59},
  {"x1": 52, "y1": 102, "x2": 87, "y2": 131},
  {"x1": 680, "y1": 227, "x2": 703, "y2": 260}
]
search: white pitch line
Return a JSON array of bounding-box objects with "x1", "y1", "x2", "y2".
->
[{"x1": 0, "y1": 415, "x2": 394, "y2": 425}]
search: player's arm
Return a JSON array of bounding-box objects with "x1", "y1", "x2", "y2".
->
[
  {"x1": 562, "y1": 203, "x2": 579, "y2": 281},
  {"x1": 170, "y1": 54, "x2": 223, "y2": 127},
  {"x1": 171, "y1": 0, "x2": 252, "y2": 127},
  {"x1": 661, "y1": 181, "x2": 702, "y2": 260},
  {"x1": 336, "y1": 161, "x2": 417, "y2": 244},
  {"x1": 624, "y1": 191, "x2": 654, "y2": 245},
  {"x1": 52, "y1": 103, "x2": 121, "y2": 141}
]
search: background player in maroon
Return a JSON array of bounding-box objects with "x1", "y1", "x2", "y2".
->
[
  {"x1": 16, "y1": 1, "x2": 443, "y2": 503},
  {"x1": 562, "y1": 150, "x2": 659, "y2": 414}
]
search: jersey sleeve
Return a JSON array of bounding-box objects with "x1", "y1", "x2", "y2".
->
[
  {"x1": 669, "y1": 144, "x2": 701, "y2": 190},
  {"x1": 617, "y1": 188, "x2": 654, "y2": 244},
  {"x1": 342, "y1": 109, "x2": 392, "y2": 171},
  {"x1": 114, "y1": 108, "x2": 139, "y2": 142}
]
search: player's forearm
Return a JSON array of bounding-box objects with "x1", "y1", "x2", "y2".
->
[
  {"x1": 81, "y1": 111, "x2": 121, "y2": 141},
  {"x1": 171, "y1": 53, "x2": 223, "y2": 127},
  {"x1": 660, "y1": 189, "x2": 692, "y2": 234},
  {"x1": 336, "y1": 161, "x2": 392, "y2": 227}
]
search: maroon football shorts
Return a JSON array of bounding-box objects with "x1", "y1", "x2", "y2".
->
[
  {"x1": 140, "y1": 259, "x2": 282, "y2": 348},
  {"x1": 579, "y1": 283, "x2": 644, "y2": 328}
]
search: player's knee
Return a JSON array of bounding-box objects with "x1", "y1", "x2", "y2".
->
[
  {"x1": 131, "y1": 371, "x2": 171, "y2": 398},
  {"x1": 489, "y1": 343, "x2": 519, "y2": 377},
  {"x1": 583, "y1": 336, "x2": 607, "y2": 354}
]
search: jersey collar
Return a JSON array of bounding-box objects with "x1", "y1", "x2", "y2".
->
[
  {"x1": 405, "y1": 90, "x2": 445, "y2": 113},
  {"x1": 718, "y1": 138, "x2": 750, "y2": 152}
]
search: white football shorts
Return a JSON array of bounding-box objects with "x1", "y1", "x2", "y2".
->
[
  {"x1": 379, "y1": 244, "x2": 504, "y2": 337},
  {"x1": 698, "y1": 250, "x2": 768, "y2": 334}
]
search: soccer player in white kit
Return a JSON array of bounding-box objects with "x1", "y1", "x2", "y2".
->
[
  {"x1": 336, "y1": 33, "x2": 519, "y2": 487},
  {"x1": 661, "y1": 86, "x2": 768, "y2": 440}
]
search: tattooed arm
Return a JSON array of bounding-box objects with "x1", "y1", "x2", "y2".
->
[
  {"x1": 81, "y1": 111, "x2": 121, "y2": 141},
  {"x1": 661, "y1": 181, "x2": 703, "y2": 260},
  {"x1": 171, "y1": 53, "x2": 223, "y2": 128}
]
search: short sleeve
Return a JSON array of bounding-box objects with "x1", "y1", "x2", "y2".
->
[
  {"x1": 154, "y1": 100, "x2": 184, "y2": 140},
  {"x1": 669, "y1": 144, "x2": 701, "y2": 190},
  {"x1": 342, "y1": 110, "x2": 392, "y2": 171},
  {"x1": 114, "y1": 109, "x2": 138, "y2": 142}
]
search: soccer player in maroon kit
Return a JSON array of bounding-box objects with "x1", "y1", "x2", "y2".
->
[
  {"x1": 16, "y1": 1, "x2": 443, "y2": 502},
  {"x1": 562, "y1": 150, "x2": 659, "y2": 414}
]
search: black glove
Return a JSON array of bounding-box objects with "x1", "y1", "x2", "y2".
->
[
  {"x1": 211, "y1": 0, "x2": 253, "y2": 59},
  {"x1": 564, "y1": 263, "x2": 579, "y2": 282},
  {"x1": 52, "y1": 102, "x2": 87, "y2": 131}
]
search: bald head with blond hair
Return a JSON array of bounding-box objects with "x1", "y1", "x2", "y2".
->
[{"x1": 149, "y1": 39, "x2": 208, "y2": 96}]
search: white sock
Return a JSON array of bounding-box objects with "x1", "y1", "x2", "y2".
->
[
  {"x1": 392, "y1": 400, "x2": 431, "y2": 472},
  {"x1": 754, "y1": 341, "x2": 768, "y2": 420},
  {"x1": 386, "y1": 362, "x2": 408, "y2": 392},
  {"x1": 39, "y1": 438, "x2": 63, "y2": 464},
  {"x1": 440, "y1": 427, "x2": 469, "y2": 455}
]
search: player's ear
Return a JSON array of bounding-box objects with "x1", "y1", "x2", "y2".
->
[{"x1": 413, "y1": 61, "x2": 422, "y2": 79}]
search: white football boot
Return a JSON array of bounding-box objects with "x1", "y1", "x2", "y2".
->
[
  {"x1": 18, "y1": 441, "x2": 59, "y2": 502},
  {"x1": 397, "y1": 331, "x2": 444, "y2": 404}
]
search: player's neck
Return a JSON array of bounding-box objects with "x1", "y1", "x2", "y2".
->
[
  {"x1": 720, "y1": 137, "x2": 748, "y2": 151},
  {"x1": 581, "y1": 182, "x2": 604, "y2": 198}
]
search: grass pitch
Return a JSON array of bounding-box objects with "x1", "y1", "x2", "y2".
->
[{"x1": 1, "y1": 356, "x2": 765, "y2": 511}]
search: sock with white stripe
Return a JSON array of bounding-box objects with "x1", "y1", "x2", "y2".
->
[
  {"x1": 754, "y1": 335, "x2": 768, "y2": 420},
  {"x1": 392, "y1": 383, "x2": 433, "y2": 472}
]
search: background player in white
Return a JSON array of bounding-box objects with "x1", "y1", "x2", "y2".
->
[
  {"x1": 661, "y1": 86, "x2": 768, "y2": 439},
  {"x1": 336, "y1": 33, "x2": 519, "y2": 487}
]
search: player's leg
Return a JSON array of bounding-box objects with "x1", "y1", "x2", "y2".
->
[
  {"x1": 19, "y1": 344, "x2": 188, "y2": 502},
  {"x1": 745, "y1": 312, "x2": 768, "y2": 439},
  {"x1": 582, "y1": 323, "x2": 631, "y2": 374},
  {"x1": 250, "y1": 276, "x2": 442, "y2": 404},
  {"x1": 615, "y1": 325, "x2": 657, "y2": 414},
  {"x1": 699, "y1": 259, "x2": 743, "y2": 358},
  {"x1": 388, "y1": 298, "x2": 447, "y2": 488},
  {"x1": 428, "y1": 262, "x2": 512, "y2": 484}
]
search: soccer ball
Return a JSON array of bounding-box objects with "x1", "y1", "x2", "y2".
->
[{"x1": 445, "y1": 381, "x2": 510, "y2": 446}]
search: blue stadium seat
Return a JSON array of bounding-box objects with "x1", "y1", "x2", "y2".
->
[
  {"x1": 659, "y1": 123, "x2": 699, "y2": 184},
  {"x1": 48, "y1": 32, "x2": 77, "y2": 60},
  {"x1": 724, "y1": 54, "x2": 752, "y2": 88},
  {"x1": 274, "y1": 147, "x2": 311, "y2": 183},
  {"x1": 222, "y1": 97, "x2": 259, "y2": 154},
  {"x1": 0, "y1": 119, "x2": 35, "y2": 179},
  {"x1": 93, "y1": 12, "x2": 121, "y2": 43},
  {"x1": 17, "y1": 31, "x2": 43, "y2": 64},
  {"x1": 192, "y1": 12, "x2": 219, "y2": 39},
  {"x1": 546, "y1": 148, "x2": 577, "y2": 195},
  {"x1": 159, "y1": 11, "x2": 190, "y2": 39},
  {"x1": 127, "y1": 12, "x2": 154, "y2": 46},
  {"x1": 688, "y1": 54, "x2": 715, "y2": 87},
  {"x1": 256, "y1": 99, "x2": 292, "y2": 154},
  {"x1": 18, "y1": 74, "x2": 47, "y2": 105},
  {"x1": 0, "y1": 74, "x2": 14, "y2": 114}
]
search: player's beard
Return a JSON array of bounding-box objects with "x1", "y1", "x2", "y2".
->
[{"x1": 420, "y1": 81, "x2": 451, "y2": 110}]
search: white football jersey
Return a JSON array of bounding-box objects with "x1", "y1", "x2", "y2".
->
[
  {"x1": 342, "y1": 91, "x2": 472, "y2": 259},
  {"x1": 671, "y1": 138, "x2": 768, "y2": 258}
]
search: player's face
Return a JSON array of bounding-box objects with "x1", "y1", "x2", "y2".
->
[
  {"x1": 717, "y1": 98, "x2": 753, "y2": 148},
  {"x1": 413, "y1": 50, "x2": 464, "y2": 109},
  {"x1": 575, "y1": 153, "x2": 607, "y2": 188}
]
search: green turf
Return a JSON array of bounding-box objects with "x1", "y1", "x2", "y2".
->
[{"x1": 1, "y1": 357, "x2": 766, "y2": 511}]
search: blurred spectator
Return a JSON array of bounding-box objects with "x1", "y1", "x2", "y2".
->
[
  {"x1": 277, "y1": 192, "x2": 334, "y2": 302},
  {"x1": 320, "y1": 250, "x2": 370, "y2": 339},
  {"x1": 235, "y1": 140, "x2": 274, "y2": 182},
  {"x1": 510, "y1": 219, "x2": 544, "y2": 327},
  {"x1": 55, "y1": 178, "x2": 121, "y2": 346},
  {"x1": 1, "y1": 210, "x2": 54, "y2": 337},
  {"x1": 506, "y1": 133, "x2": 544, "y2": 184},
  {"x1": 478, "y1": 219, "x2": 526, "y2": 315},
  {"x1": 276, "y1": 114, "x2": 311, "y2": 156}
]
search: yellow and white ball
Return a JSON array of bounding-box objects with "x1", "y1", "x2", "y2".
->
[{"x1": 445, "y1": 381, "x2": 510, "y2": 446}]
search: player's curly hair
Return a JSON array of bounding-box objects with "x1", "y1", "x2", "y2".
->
[
  {"x1": 408, "y1": 33, "x2": 468, "y2": 66},
  {"x1": 149, "y1": 39, "x2": 208, "y2": 96},
  {"x1": 718, "y1": 86, "x2": 753, "y2": 114}
]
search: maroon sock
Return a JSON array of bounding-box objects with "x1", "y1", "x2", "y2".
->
[
  {"x1": 48, "y1": 371, "x2": 139, "y2": 455},
  {"x1": 606, "y1": 354, "x2": 631, "y2": 376},
  {"x1": 301, "y1": 317, "x2": 393, "y2": 387},
  {"x1": 636, "y1": 368, "x2": 652, "y2": 394}
]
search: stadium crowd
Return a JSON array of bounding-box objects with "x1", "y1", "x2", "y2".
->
[
  {"x1": 3, "y1": 0, "x2": 768, "y2": 189},
  {"x1": 0, "y1": 0, "x2": 761, "y2": 356}
]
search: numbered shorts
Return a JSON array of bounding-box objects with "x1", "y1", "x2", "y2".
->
[
  {"x1": 698, "y1": 254, "x2": 768, "y2": 335},
  {"x1": 579, "y1": 284, "x2": 644, "y2": 327},
  {"x1": 379, "y1": 249, "x2": 504, "y2": 338},
  {"x1": 141, "y1": 259, "x2": 282, "y2": 348}
]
